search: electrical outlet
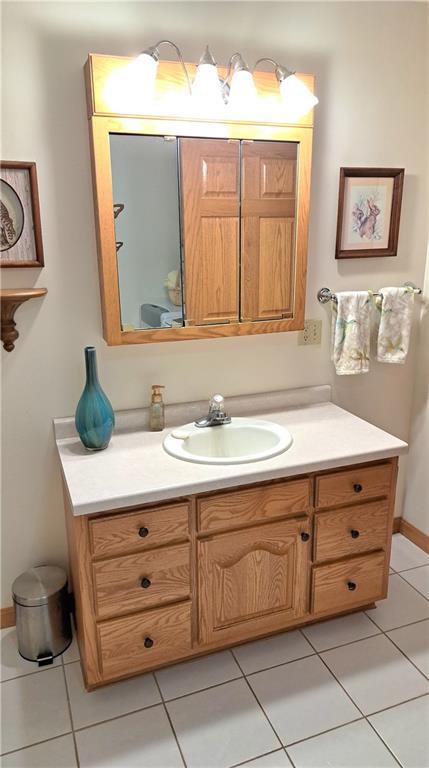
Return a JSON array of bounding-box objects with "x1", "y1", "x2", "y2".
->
[{"x1": 298, "y1": 319, "x2": 322, "y2": 345}]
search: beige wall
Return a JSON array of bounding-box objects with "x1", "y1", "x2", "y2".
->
[
  {"x1": 1, "y1": 1, "x2": 428, "y2": 605},
  {"x1": 403, "y1": 249, "x2": 429, "y2": 535}
]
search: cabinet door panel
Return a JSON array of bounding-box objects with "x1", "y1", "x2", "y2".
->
[
  {"x1": 180, "y1": 138, "x2": 239, "y2": 326},
  {"x1": 241, "y1": 141, "x2": 298, "y2": 321},
  {"x1": 198, "y1": 518, "x2": 310, "y2": 644}
]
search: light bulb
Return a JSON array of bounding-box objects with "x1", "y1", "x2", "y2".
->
[
  {"x1": 192, "y1": 46, "x2": 225, "y2": 117},
  {"x1": 227, "y1": 68, "x2": 258, "y2": 116},
  {"x1": 279, "y1": 74, "x2": 318, "y2": 120},
  {"x1": 131, "y1": 52, "x2": 159, "y2": 100}
]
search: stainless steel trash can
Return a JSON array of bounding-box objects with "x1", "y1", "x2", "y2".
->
[{"x1": 12, "y1": 566, "x2": 72, "y2": 666}]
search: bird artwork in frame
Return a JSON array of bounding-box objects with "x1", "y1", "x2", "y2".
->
[
  {"x1": 0, "y1": 161, "x2": 44, "y2": 267},
  {"x1": 335, "y1": 167, "x2": 404, "y2": 259}
]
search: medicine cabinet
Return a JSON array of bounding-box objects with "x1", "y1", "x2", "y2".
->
[{"x1": 85, "y1": 54, "x2": 315, "y2": 344}]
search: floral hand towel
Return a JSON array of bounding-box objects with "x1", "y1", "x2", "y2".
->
[
  {"x1": 376, "y1": 286, "x2": 414, "y2": 363},
  {"x1": 331, "y1": 291, "x2": 371, "y2": 375}
]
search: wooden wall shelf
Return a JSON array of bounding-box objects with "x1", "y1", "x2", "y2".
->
[{"x1": 0, "y1": 288, "x2": 47, "y2": 352}]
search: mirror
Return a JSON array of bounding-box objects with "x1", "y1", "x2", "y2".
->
[{"x1": 110, "y1": 134, "x2": 184, "y2": 330}]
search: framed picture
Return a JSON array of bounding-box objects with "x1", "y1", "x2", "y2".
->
[
  {"x1": 0, "y1": 161, "x2": 44, "y2": 267},
  {"x1": 335, "y1": 167, "x2": 404, "y2": 259}
]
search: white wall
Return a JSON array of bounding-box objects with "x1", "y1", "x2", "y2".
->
[{"x1": 1, "y1": 1, "x2": 428, "y2": 605}]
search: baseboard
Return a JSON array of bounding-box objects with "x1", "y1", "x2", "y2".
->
[
  {"x1": 393, "y1": 518, "x2": 401, "y2": 534},
  {"x1": 398, "y1": 518, "x2": 429, "y2": 554},
  {"x1": 0, "y1": 605, "x2": 15, "y2": 628}
]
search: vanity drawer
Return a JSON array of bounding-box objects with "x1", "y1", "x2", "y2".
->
[
  {"x1": 93, "y1": 543, "x2": 191, "y2": 619},
  {"x1": 312, "y1": 551, "x2": 385, "y2": 615},
  {"x1": 197, "y1": 478, "x2": 311, "y2": 533},
  {"x1": 315, "y1": 463, "x2": 392, "y2": 509},
  {"x1": 89, "y1": 503, "x2": 190, "y2": 558},
  {"x1": 98, "y1": 601, "x2": 192, "y2": 678},
  {"x1": 314, "y1": 500, "x2": 390, "y2": 562}
]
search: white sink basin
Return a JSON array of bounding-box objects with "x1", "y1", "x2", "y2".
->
[{"x1": 163, "y1": 418, "x2": 293, "y2": 465}]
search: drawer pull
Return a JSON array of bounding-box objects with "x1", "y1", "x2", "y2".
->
[
  {"x1": 353, "y1": 484, "x2": 363, "y2": 493},
  {"x1": 301, "y1": 532, "x2": 310, "y2": 542},
  {"x1": 350, "y1": 529, "x2": 360, "y2": 539},
  {"x1": 347, "y1": 581, "x2": 357, "y2": 591},
  {"x1": 138, "y1": 526, "x2": 149, "y2": 538},
  {"x1": 144, "y1": 636, "x2": 154, "y2": 648},
  {"x1": 140, "y1": 577, "x2": 151, "y2": 589}
]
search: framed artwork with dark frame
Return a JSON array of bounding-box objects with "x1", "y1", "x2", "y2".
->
[
  {"x1": 335, "y1": 167, "x2": 404, "y2": 259},
  {"x1": 0, "y1": 161, "x2": 44, "y2": 267}
]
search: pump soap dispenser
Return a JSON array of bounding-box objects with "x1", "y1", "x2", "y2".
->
[{"x1": 150, "y1": 385, "x2": 165, "y2": 431}]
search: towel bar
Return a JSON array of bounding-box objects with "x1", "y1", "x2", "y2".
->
[{"x1": 317, "y1": 283, "x2": 422, "y2": 304}]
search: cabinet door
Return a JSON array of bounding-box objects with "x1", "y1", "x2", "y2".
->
[
  {"x1": 179, "y1": 138, "x2": 240, "y2": 326},
  {"x1": 241, "y1": 141, "x2": 298, "y2": 321},
  {"x1": 198, "y1": 517, "x2": 310, "y2": 645}
]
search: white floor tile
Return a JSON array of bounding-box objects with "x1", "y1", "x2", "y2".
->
[
  {"x1": 76, "y1": 705, "x2": 182, "y2": 767},
  {"x1": 366, "y1": 574, "x2": 429, "y2": 631},
  {"x1": 390, "y1": 534, "x2": 429, "y2": 572},
  {"x1": 400, "y1": 565, "x2": 429, "y2": 599},
  {"x1": 0, "y1": 667, "x2": 71, "y2": 754},
  {"x1": 247, "y1": 654, "x2": 359, "y2": 745},
  {"x1": 240, "y1": 751, "x2": 292, "y2": 767},
  {"x1": 0, "y1": 627, "x2": 61, "y2": 682},
  {"x1": 156, "y1": 650, "x2": 241, "y2": 700},
  {"x1": 233, "y1": 630, "x2": 314, "y2": 675},
  {"x1": 369, "y1": 695, "x2": 429, "y2": 768},
  {"x1": 0, "y1": 735, "x2": 77, "y2": 767},
  {"x1": 166, "y1": 678, "x2": 279, "y2": 768},
  {"x1": 61, "y1": 635, "x2": 80, "y2": 664},
  {"x1": 287, "y1": 719, "x2": 398, "y2": 768},
  {"x1": 322, "y1": 634, "x2": 429, "y2": 715},
  {"x1": 387, "y1": 620, "x2": 429, "y2": 677},
  {"x1": 65, "y1": 661, "x2": 160, "y2": 729},
  {"x1": 301, "y1": 611, "x2": 380, "y2": 652}
]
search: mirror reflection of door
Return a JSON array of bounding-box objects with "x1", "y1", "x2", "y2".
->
[{"x1": 110, "y1": 134, "x2": 184, "y2": 331}]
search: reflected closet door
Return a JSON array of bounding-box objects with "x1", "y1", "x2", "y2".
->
[
  {"x1": 179, "y1": 138, "x2": 240, "y2": 326},
  {"x1": 241, "y1": 141, "x2": 298, "y2": 322}
]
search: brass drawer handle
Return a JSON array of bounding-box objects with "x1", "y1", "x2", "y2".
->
[
  {"x1": 138, "y1": 526, "x2": 149, "y2": 538},
  {"x1": 347, "y1": 581, "x2": 357, "y2": 591},
  {"x1": 350, "y1": 529, "x2": 360, "y2": 539},
  {"x1": 144, "y1": 636, "x2": 154, "y2": 648},
  {"x1": 353, "y1": 484, "x2": 363, "y2": 493},
  {"x1": 141, "y1": 577, "x2": 151, "y2": 589}
]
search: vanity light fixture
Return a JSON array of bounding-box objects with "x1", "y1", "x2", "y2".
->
[
  {"x1": 192, "y1": 46, "x2": 225, "y2": 114},
  {"x1": 224, "y1": 53, "x2": 258, "y2": 114},
  {"x1": 134, "y1": 42, "x2": 318, "y2": 119},
  {"x1": 254, "y1": 57, "x2": 319, "y2": 119}
]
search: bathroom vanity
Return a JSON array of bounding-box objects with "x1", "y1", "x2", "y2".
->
[{"x1": 55, "y1": 388, "x2": 407, "y2": 689}]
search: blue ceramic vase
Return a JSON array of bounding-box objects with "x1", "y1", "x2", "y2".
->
[{"x1": 75, "y1": 346, "x2": 115, "y2": 451}]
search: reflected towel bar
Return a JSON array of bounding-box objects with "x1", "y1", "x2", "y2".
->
[{"x1": 317, "y1": 283, "x2": 422, "y2": 304}]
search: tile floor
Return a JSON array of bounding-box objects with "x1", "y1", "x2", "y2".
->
[{"x1": 1, "y1": 534, "x2": 428, "y2": 768}]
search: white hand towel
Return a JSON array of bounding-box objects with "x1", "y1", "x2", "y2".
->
[
  {"x1": 376, "y1": 286, "x2": 414, "y2": 363},
  {"x1": 331, "y1": 291, "x2": 371, "y2": 375}
]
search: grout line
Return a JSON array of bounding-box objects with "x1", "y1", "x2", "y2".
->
[
  {"x1": 396, "y1": 571, "x2": 429, "y2": 601},
  {"x1": 394, "y1": 562, "x2": 429, "y2": 574},
  {"x1": 229, "y1": 747, "x2": 289, "y2": 768},
  {"x1": 0, "y1": 732, "x2": 74, "y2": 759},
  {"x1": 72, "y1": 699, "x2": 167, "y2": 734},
  {"x1": 364, "y1": 612, "x2": 429, "y2": 682},
  {"x1": 364, "y1": 613, "x2": 429, "y2": 634},
  {"x1": 231, "y1": 650, "x2": 284, "y2": 747},
  {"x1": 302, "y1": 632, "x2": 403, "y2": 768},
  {"x1": 153, "y1": 672, "x2": 188, "y2": 768},
  {"x1": 299, "y1": 629, "x2": 382, "y2": 655},
  {"x1": 153, "y1": 673, "x2": 244, "y2": 705},
  {"x1": 61, "y1": 661, "x2": 80, "y2": 768},
  {"x1": 284, "y1": 716, "x2": 364, "y2": 748},
  {"x1": 230, "y1": 650, "x2": 316, "y2": 678}
]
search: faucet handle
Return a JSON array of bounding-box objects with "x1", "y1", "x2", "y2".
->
[{"x1": 209, "y1": 394, "x2": 225, "y2": 412}]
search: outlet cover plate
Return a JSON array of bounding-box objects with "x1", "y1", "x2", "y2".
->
[{"x1": 298, "y1": 319, "x2": 322, "y2": 345}]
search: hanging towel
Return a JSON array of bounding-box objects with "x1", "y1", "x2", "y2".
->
[
  {"x1": 376, "y1": 286, "x2": 414, "y2": 363},
  {"x1": 331, "y1": 291, "x2": 371, "y2": 375}
]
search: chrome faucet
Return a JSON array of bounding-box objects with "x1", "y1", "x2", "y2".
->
[{"x1": 195, "y1": 394, "x2": 231, "y2": 428}]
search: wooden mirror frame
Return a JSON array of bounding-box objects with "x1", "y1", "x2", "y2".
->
[{"x1": 85, "y1": 54, "x2": 315, "y2": 345}]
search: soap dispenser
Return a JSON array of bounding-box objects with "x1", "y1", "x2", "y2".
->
[{"x1": 149, "y1": 385, "x2": 165, "y2": 431}]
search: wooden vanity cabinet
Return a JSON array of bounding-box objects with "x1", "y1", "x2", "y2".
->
[{"x1": 64, "y1": 457, "x2": 397, "y2": 689}]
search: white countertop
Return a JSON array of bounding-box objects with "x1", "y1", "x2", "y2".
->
[{"x1": 54, "y1": 387, "x2": 407, "y2": 516}]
